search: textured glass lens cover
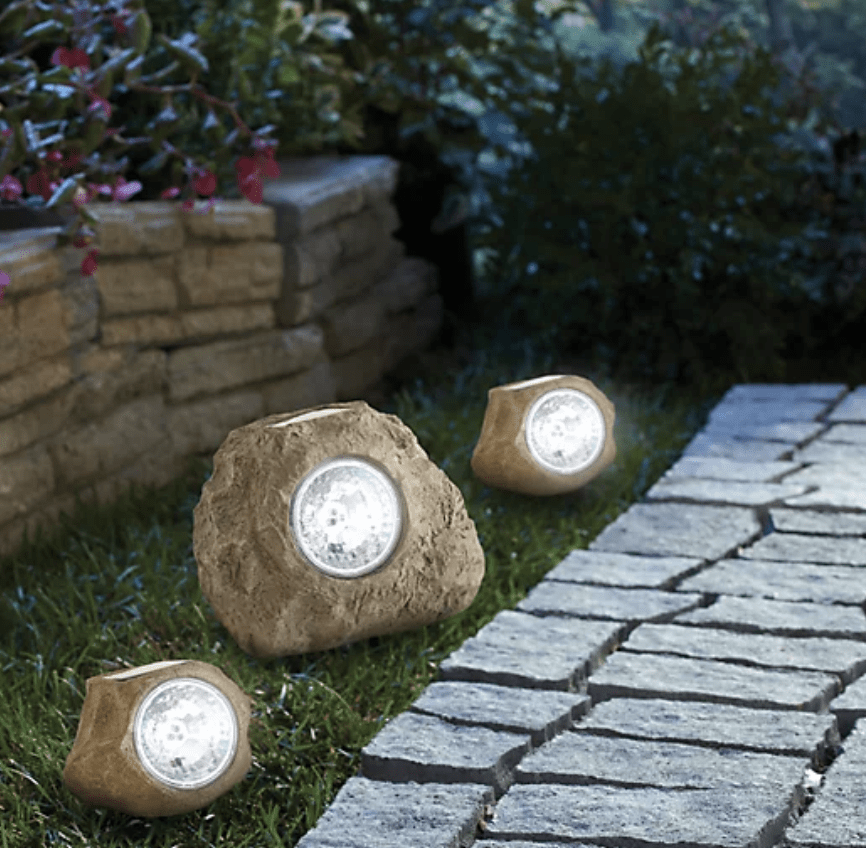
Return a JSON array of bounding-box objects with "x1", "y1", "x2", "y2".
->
[
  {"x1": 133, "y1": 678, "x2": 238, "y2": 790},
  {"x1": 290, "y1": 456, "x2": 403, "y2": 578},
  {"x1": 525, "y1": 388, "x2": 606, "y2": 474}
]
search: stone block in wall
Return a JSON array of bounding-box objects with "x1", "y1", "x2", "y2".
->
[
  {"x1": 0, "y1": 443, "x2": 55, "y2": 526},
  {"x1": 101, "y1": 303, "x2": 275, "y2": 347},
  {"x1": 330, "y1": 237, "x2": 405, "y2": 306},
  {"x1": 333, "y1": 203, "x2": 400, "y2": 263},
  {"x1": 260, "y1": 358, "x2": 336, "y2": 417},
  {"x1": 179, "y1": 201, "x2": 276, "y2": 243},
  {"x1": 49, "y1": 394, "x2": 169, "y2": 490},
  {"x1": 320, "y1": 295, "x2": 387, "y2": 359},
  {"x1": 97, "y1": 256, "x2": 178, "y2": 317},
  {"x1": 282, "y1": 227, "x2": 342, "y2": 290},
  {"x1": 0, "y1": 441, "x2": 187, "y2": 558},
  {"x1": 0, "y1": 384, "x2": 78, "y2": 458},
  {"x1": 1, "y1": 289, "x2": 70, "y2": 379},
  {"x1": 62, "y1": 275, "x2": 100, "y2": 347},
  {"x1": 0, "y1": 230, "x2": 65, "y2": 299},
  {"x1": 167, "y1": 389, "x2": 265, "y2": 458},
  {"x1": 167, "y1": 325, "x2": 325, "y2": 403},
  {"x1": 87, "y1": 434, "x2": 186, "y2": 505},
  {"x1": 329, "y1": 337, "x2": 387, "y2": 400},
  {"x1": 0, "y1": 274, "x2": 99, "y2": 380},
  {"x1": 176, "y1": 242, "x2": 282, "y2": 307},
  {"x1": 384, "y1": 293, "x2": 445, "y2": 373},
  {"x1": 66, "y1": 347, "x2": 167, "y2": 426},
  {"x1": 82, "y1": 201, "x2": 184, "y2": 257},
  {"x1": 264, "y1": 156, "x2": 398, "y2": 240},
  {"x1": 377, "y1": 257, "x2": 439, "y2": 315},
  {"x1": 274, "y1": 227, "x2": 403, "y2": 329},
  {"x1": 0, "y1": 354, "x2": 72, "y2": 420}
]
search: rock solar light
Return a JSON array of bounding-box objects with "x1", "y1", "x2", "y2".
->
[
  {"x1": 471, "y1": 375, "x2": 616, "y2": 496},
  {"x1": 62, "y1": 660, "x2": 252, "y2": 817},
  {"x1": 192, "y1": 401, "x2": 485, "y2": 658}
]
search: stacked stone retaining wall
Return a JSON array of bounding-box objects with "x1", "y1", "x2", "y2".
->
[{"x1": 0, "y1": 155, "x2": 443, "y2": 560}]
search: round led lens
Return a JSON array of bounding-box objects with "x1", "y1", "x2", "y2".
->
[
  {"x1": 290, "y1": 456, "x2": 403, "y2": 578},
  {"x1": 133, "y1": 678, "x2": 238, "y2": 791},
  {"x1": 525, "y1": 388, "x2": 606, "y2": 475}
]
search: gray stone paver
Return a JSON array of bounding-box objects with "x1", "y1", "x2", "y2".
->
[
  {"x1": 644, "y1": 477, "x2": 809, "y2": 505},
  {"x1": 663, "y1": 456, "x2": 804, "y2": 481},
  {"x1": 786, "y1": 720, "x2": 866, "y2": 848},
  {"x1": 827, "y1": 385, "x2": 866, "y2": 420},
  {"x1": 792, "y1": 441, "x2": 866, "y2": 463},
  {"x1": 702, "y1": 421, "x2": 825, "y2": 442},
  {"x1": 721, "y1": 385, "x2": 847, "y2": 402},
  {"x1": 675, "y1": 594, "x2": 866, "y2": 639},
  {"x1": 408, "y1": 681, "x2": 591, "y2": 747},
  {"x1": 484, "y1": 783, "x2": 796, "y2": 848},
  {"x1": 514, "y1": 730, "x2": 809, "y2": 793},
  {"x1": 542, "y1": 549, "x2": 703, "y2": 588},
  {"x1": 682, "y1": 434, "x2": 795, "y2": 461},
  {"x1": 831, "y1": 675, "x2": 866, "y2": 735},
  {"x1": 821, "y1": 423, "x2": 866, "y2": 443},
  {"x1": 436, "y1": 610, "x2": 625, "y2": 690},
  {"x1": 360, "y1": 711, "x2": 529, "y2": 798},
  {"x1": 294, "y1": 383, "x2": 866, "y2": 848},
  {"x1": 623, "y1": 622, "x2": 866, "y2": 683},
  {"x1": 577, "y1": 698, "x2": 840, "y2": 758},
  {"x1": 294, "y1": 778, "x2": 494, "y2": 848},
  {"x1": 587, "y1": 651, "x2": 839, "y2": 711},
  {"x1": 678, "y1": 558, "x2": 866, "y2": 605},
  {"x1": 515, "y1": 581, "x2": 703, "y2": 623},
  {"x1": 769, "y1": 507, "x2": 866, "y2": 536},
  {"x1": 706, "y1": 399, "x2": 830, "y2": 426},
  {"x1": 589, "y1": 502, "x2": 761, "y2": 559},
  {"x1": 742, "y1": 532, "x2": 866, "y2": 565}
]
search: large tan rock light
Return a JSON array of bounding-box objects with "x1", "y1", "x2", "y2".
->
[
  {"x1": 63, "y1": 660, "x2": 252, "y2": 817},
  {"x1": 192, "y1": 400, "x2": 485, "y2": 658},
  {"x1": 471, "y1": 374, "x2": 616, "y2": 496}
]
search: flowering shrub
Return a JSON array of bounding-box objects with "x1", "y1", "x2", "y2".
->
[{"x1": 0, "y1": 0, "x2": 281, "y2": 283}]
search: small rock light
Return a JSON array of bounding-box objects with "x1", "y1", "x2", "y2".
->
[
  {"x1": 193, "y1": 401, "x2": 485, "y2": 658},
  {"x1": 471, "y1": 374, "x2": 616, "y2": 495},
  {"x1": 63, "y1": 659, "x2": 252, "y2": 817}
]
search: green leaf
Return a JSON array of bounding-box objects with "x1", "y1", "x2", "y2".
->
[
  {"x1": 155, "y1": 33, "x2": 209, "y2": 75},
  {"x1": 45, "y1": 176, "x2": 82, "y2": 209},
  {"x1": 130, "y1": 9, "x2": 152, "y2": 54},
  {"x1": 20, "y1": 19, "x2": 65, "y2": 41}
]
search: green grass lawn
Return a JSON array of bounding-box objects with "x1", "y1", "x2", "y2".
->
[{"x1": 0, "y1": 304, "x2": 740, "y2": 847}]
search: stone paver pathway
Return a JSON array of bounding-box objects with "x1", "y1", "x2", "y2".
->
[{"x1": 296, "y1": 383, "x2": 866, "y2": 848}]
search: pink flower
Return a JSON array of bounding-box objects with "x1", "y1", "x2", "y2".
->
[
  {"x1": 51, "y1": 47, "x2": 90, "y2": 71},
  {"x1": 194, "y1": 170, "x2": 217, "y2": 196},
  {"x1": 80, "y1": 250, "x2": 99, "y2": 276},
  {"x1": 25, "y1": 171, "x2": 59, "y2": 201},
  {"x1": 0, "y1": 175, "x2": 22, "y2": 201},
  {"x1": 111, "y1": 176, "x2": 142, "y2": 201},
  {"x1": 0, "y1": 271, "x2": 10, "y2": 301}
]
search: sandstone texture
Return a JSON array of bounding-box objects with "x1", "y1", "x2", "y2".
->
[
  {"x1": 63, "y1": 659, "x2": 252, "y2": 817},
  {"x1": 471, "y1": 374, "x2": 616, "y2": 496},
  {"x1": 192, "y1": 401, "x2": 485, "y2": 657}
]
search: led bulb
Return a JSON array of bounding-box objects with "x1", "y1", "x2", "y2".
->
[
  {"x1": 133, "y1": 678, "x2": 238, "y2": 791},
  {"x1": 524, "y1": 388, "x2": 606, "y2": 475},
  {"x1": 290, "y1": 456, "x2": 403, "y2": 578}
]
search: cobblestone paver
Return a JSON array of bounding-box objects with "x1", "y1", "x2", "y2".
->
[{"x1": 295, "y1": 383, "x2": 866, "y2": 848}]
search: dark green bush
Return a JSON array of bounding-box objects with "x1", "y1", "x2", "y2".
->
[{"x1": 470, "y1": 19, "x2": 861, "y2": 394}]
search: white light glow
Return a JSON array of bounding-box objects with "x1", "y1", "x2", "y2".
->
[
  {"x1": 133, "y1": 678, "x2": 238, "y2": 790},
  {"x1": 290, "y1": 456, "x2": 403, "y2": 578},
  {"x1": 525, "y1": 388, "x2": 606, "y2": 475}
]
